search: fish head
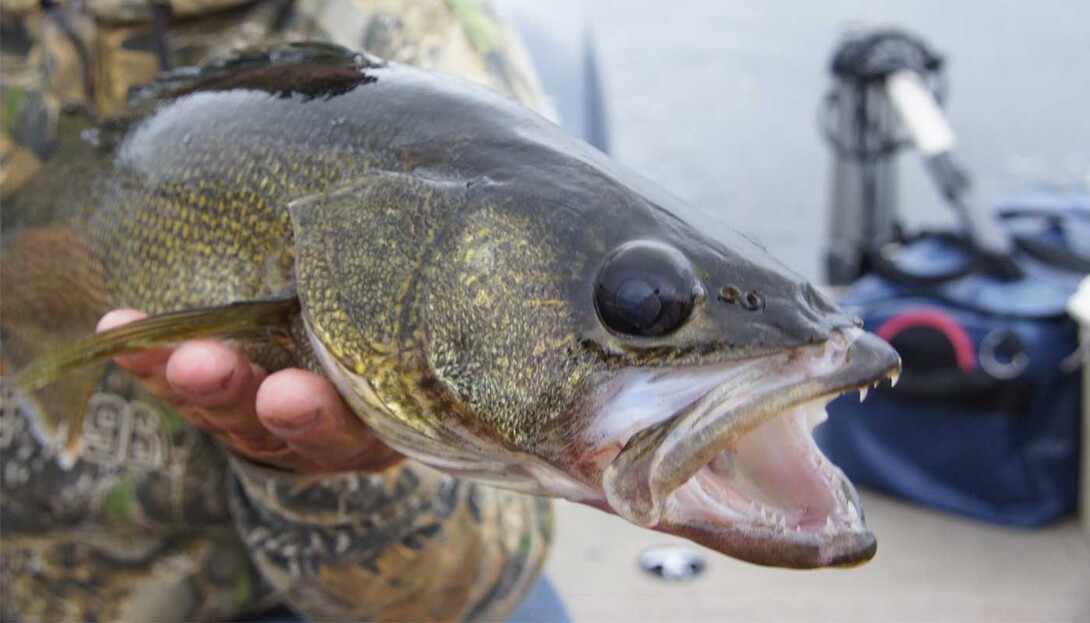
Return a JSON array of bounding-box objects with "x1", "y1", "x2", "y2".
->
[
  {"x1": 561, "y1": 208, "x2": 901, "y2": 569},
  {"x1": 290, "y1": 67, "x2": 900, "y2": 569},
  {"x1": 463, "y1": 163, "x2": 899, "y2": 569},
  {"x1": 297, "y1": 166, "x2": 898, "y2": 569}
]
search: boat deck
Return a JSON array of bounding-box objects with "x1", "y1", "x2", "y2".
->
[{"x1": 547, "y1": 492, "x2": 1090, "y2": 621}]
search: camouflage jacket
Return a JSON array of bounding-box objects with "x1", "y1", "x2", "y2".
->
[
  {"x1": 0, "y1": 2, "x2": 552, "y2": 621},
  {"x1": 0, "y1": 0, "x2": 547, "y2": 197}
]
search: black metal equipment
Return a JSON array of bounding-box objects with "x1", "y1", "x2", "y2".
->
[{"x1": 821, "y1": 29, "x2": 1022, "y2": 286}]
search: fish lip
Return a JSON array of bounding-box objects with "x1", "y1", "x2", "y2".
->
[
  {"x1": 658, "y1": 519, "x2": 877, "y2": 569},
  {"x1": 600, "y1": 328, "x2": 899, "y2": 560}
]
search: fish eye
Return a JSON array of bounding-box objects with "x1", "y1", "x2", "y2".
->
[{"x1": 594, "y1": 240, "x2": 698, "y2": 337}]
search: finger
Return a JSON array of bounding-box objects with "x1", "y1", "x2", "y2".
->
[
  {"x1": 255, "y1": 369, "x2": 401, "y2": 471},
  {"x1": 165, "y1": 340, "x2": 271, "y2": 441},
  {"x1": 98, "y1": 309, "x2": 202, "y2": 425},
  {"x1": 97, "y1": 309, "x2": 172, "y2": 380}
]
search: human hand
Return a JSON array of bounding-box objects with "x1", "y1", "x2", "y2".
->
[{"x1": 97, "y1": 309, "x2": 402, "y2": 473}]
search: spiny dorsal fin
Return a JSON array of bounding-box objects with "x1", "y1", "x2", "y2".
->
[
  {"x1": 129, "y1": 42, "x2": 386, "y2": 108},
  {"x1": 6, "y1": 297, "x2": 300, "y2": 393}
]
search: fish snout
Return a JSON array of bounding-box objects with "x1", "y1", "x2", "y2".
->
[
  {"x1": 588, "y1": 325, "x2": 899, "y2": 567},
  {"x1": 706, "y1": 277, "x2": 860, "y2": 352}
]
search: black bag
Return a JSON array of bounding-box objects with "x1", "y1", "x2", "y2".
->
[{"x1": 816, "y1": 191, "x2": 1088, "y2": 526}]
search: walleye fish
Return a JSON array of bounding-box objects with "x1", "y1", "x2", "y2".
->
[{"x1": 5, "y1": 43, "x2": 899, "y2": 569}]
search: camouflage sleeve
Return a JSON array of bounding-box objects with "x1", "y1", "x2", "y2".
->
[
  {"x1": 0, "y1": 376, "x2": 270, "y2": 622},
  {"x1": 226, "y1": 454, "x2": 553, "y2": 622},
  {"x1": 1, "y1": 2, "x2": 51, "y2": 199}
]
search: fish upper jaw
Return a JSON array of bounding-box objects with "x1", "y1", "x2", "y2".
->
[{"x1": 579, "y1": 328, "x2": 900, "y2": 568}]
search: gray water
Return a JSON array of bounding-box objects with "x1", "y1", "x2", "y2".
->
[{"x1": 584, "y1": 0, "x2": 1090, "y2": 281}]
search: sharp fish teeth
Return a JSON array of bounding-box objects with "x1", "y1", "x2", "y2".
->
[
  {"x1": 858, "y1": 386, "x2": 868, "y2": 402},
  {"x1": 890, "y1": 370, "x2": 901, "y2": 387},
  {"x1": 824, "y1": 516, "x2": 836, "y2": 535},
  {"x1": 847, "y1": 500, "x2": 860, "y2": 522}
]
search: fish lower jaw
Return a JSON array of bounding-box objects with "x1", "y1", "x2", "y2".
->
[
  {"x1": 592, "y1": 329, "x2": 899, "y2": 566},
  {"x1": 659, "y1": 397, "x2": 874, "y2": 567}
]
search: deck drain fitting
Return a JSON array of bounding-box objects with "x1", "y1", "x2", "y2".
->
[{"x1": 638, "y1": 545, "x2": 707, "y2": 582}]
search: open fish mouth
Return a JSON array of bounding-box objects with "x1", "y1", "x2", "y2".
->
[{"x1": 589, "y1": 328, "x2": 900, "y2": 568}]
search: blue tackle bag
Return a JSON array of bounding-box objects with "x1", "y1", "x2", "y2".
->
[{"x1": 816, "y1": 191, "x2": 1089, "y2": 526}]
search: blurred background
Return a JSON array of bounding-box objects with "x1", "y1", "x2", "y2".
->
[
  {"x1": 504, "y1": 1, "x2": 1090, "y2": 620},
  {"x1": 582, "y1": 0, "x2": 1090, "y2": 281}
]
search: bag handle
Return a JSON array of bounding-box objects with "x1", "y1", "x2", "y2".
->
[
  {"x1": 869, "y1": 213, "x2": 1090, "y2": 287},
  {"x1": 999, "y1": 208, "x2": 1090, "y2": 273},
  {"x1": 866, "y1": 231, "x2": 976, "y2": 286}
]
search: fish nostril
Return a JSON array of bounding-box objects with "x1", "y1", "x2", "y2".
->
[
  {"x1": 741, "y1": 291, "x2": 764, "y2": 311},
  {"x1": 718, "y1": 285, "x2": 741, "y2": 303},
  {"x1": 718, "y1": 286, "x2": 764, "y2": 311}
]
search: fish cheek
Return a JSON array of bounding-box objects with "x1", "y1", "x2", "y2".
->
[{"x1": 422, "y1": 208, "x2": 592, "y2": 449}]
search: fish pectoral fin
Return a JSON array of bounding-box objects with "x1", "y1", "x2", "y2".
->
[{"x1": 6, "y1": 296, "x2": 301, "y2": 393}]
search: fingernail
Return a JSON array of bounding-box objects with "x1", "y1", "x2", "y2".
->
[
  {"x1": 97, "y1": 309, "x2": 145, "y2": 333},
  {"x1": 262, "y1": 408, "x2": 323, "y2": 435},
  {"x1": 171, "y1": 357, "x2": 235, "y2": 395}
]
